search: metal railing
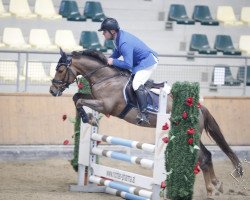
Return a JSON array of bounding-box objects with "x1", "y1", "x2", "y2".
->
[{"x1": 0, "y1": 50, "x2": 249, "y2": 96}]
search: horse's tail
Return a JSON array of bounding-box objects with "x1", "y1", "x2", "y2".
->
[{"x1": 201, "y1": 105, "x2": 243, "y2": 176}]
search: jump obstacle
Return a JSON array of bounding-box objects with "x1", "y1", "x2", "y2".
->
[{"x1": 70, "y1": 84, "x2": 171, "y2": 200}]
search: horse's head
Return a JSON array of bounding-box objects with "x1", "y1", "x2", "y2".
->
[{"x1": 49, "y1": 48, "x2": 77, "y2": 96}]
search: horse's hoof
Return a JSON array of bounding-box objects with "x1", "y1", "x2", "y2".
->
[
  {"x1": 88, "y1": 113, "x2": 99, "y2": 127},
  {"x1": 90, "y1": 120, "x2": 99, "y2": 127},
  {"x1": 216, "y1": 181, "x2": 223, "y2": 193}
]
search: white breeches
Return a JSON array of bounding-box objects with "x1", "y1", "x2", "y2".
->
[{"x1": 132, "y1": 59, "x2": 158, "y2": 90}]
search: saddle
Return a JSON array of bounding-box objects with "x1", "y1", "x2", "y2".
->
[{"x1": 118, "y1": 78, "x2": 167, "y2": 119}]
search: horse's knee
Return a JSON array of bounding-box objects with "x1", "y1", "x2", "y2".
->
[
  {"x1": 73, "y1": 93, "x2": 84, "y2": 105},
  {"x1": 76, "y1": 99, "x2": 85, "y2": 108}
]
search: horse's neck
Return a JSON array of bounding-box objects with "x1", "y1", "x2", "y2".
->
[{"x1": 76, "y1": 59, "x2": 120, "y2": 85}]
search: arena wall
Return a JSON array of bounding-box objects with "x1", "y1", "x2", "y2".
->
[{"x1": 0, "y1": 94, "x2": 249, "y2": 145}]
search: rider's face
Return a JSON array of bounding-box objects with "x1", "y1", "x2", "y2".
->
[
  {"x1": 102, "y1": 30, "x2": 116, "y2": 40},
  {"x1": 102, "y1": 30, "x2": 111, "y2": 40}
]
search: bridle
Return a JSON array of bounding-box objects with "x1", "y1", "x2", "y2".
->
[{"x1": 51, "y1": 57, "x2": 77, "y2": 92}]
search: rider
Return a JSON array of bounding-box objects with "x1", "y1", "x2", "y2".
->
[{"x1": 98, "y1": 17, "x2": 158, "y2": 124}]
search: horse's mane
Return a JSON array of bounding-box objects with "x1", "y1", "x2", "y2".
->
[{"x1": 72, "y1": 50, "x2": 108, "y2": 65}]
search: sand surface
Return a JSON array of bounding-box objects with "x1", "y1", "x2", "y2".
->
[{"x1": 0, "y1": 158, "x2": 249, "y2": 200}]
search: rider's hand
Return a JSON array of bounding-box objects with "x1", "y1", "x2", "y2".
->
[{"x1": 107, "y1": 58, "x2": 113, "y2": 65}]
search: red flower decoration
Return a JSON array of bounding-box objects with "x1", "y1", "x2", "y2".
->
[
  {"x1": 97, "y1": 141, "x2": 101, "y2": 145},
  {"x1": 197, "y1": 102, "x2": 201, "y2": 108},
  {"x1": 185, "y1": 97, "x2": 193, "y2": 107},
  {"x1": 194, "y1": 162, "x2": 201, "y2": 174},
  {"x1": 187, "y1": 138, "x2": 193, "y2": 145},
  {"x1": 194, "y1": 168, "x2": 200, "y2": 174},
  {"x1": 162, "y1": 137, "x2": 169, "y2": 144},
  {"x1": 182, "y1": 111, "x2": 188, "y2": 119},
  {"x1": 63, "y1": 139, "x2": 69, "y2": 145},
  {"x1": 161, "y1": 181, "x2": 166, "y2": 188},
  {"x1": 162, "y1": 122, "x2": 169, "y2": 130},
  {"x1": 105, "y1": 114, "x2": 110, "y2": 118},
  {"x1": 62, "y1": 114, "x2": 67, "y2": 121},
  {"x1": 187, "y1": 128, "x2": 195, "y2": 135},
  {"x1": 78, "y1": 82, "x2": 84, "y2": 89}
]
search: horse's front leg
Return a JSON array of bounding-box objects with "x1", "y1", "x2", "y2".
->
[{"x1": 76, "y1": 99, "x2": 105, "y2": 126}]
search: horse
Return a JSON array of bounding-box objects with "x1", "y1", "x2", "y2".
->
[{"x1": 49, "y1": 49, "x2": 243, "y2": 199}]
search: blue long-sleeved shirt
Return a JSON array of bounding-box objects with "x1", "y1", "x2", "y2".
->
[{"x1": 111, "y1": 30, "x2": 158, "y2": 74}]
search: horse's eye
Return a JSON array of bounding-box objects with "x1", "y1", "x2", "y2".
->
[
  {"x1": 57, "y1": 65, "x2": 65, "y2": 73},
  {"x1": 58, "y1": 69, "x2": 63, "y2": 73}
]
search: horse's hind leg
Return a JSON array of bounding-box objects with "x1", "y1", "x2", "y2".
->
[
  {"x1": 199, "y1": 142, "x2": 223, "y2": 198},
  {"x1": 199, "y1": 143, "x2": 214, "y2": 198}
]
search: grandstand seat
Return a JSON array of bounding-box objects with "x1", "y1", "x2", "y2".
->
[
  {"x1": 239, "y1": 35, "x2": 250, "y2": 55},
  {"x1": 34, "y1": 0, "x2": 62, "y2": 19},
  {"x1": 214, "y1": 35, "x2": 241, "y2": 55},
  {"x1": 189, "y1": 34, "x2": 217, "y2": 54},
  {"x1": 84, "y1": 1, "x2": 106, "y2": 22},
  {"x1": 192, "y1": 5, "x2": 219, "y2": 26},
  {"x1": 9, "y1": 0, "x2": 37, "y2": 18},
  {"x1": 217, "y1": 6, "x2": 243, "y2": 26},
  {"x1": 237, "y1": 66, "x2": 250, "y2": 85},
  {"x1": 0, "y1": 0, "x2": 11, "y2": 17},
  {"x1": 104, "y1": 39, "x2": 115, "y2": 50},
  {"x1": 29, "y1": 29, "x2": 58, "y2": 50},
  {"x1": 0, "y1": 61, "x2": 24, "y2": 81},
  {"x1": 3, "y1": 27, "x2": 31, "y2": 49},
  {"x1": 79, "y1": 31, "x2": 107, "y2": 52},
  {"x1": 240, "y1": 7, "x2": 250, "y2": 25},
  {"x1": 59, "y1": 0, "x2": 86, "y2": 21},
  {"x1": 0, "y1": 42, "x2": 5, "y2": 48},
  {"x1": 67, "y1": 12, "x2": 86, "y2": 21},
  {"x1": 55, "y1": 30, "x2": 83, "y2": 52},
  {"x1": 212, "y1": 65, "x2": 241, "y2": 86},
  {"x1": 168, "y1": 4, "x2": 195, "y2": 25},
  {"x1": 0, "y1": 34, "x2": 5, "y2": 47},
  {"x1": 23, "y1": 62, "x2": 51, "y2": 82}
]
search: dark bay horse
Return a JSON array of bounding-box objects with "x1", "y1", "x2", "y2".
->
[{"x1": 49, "y1": 49, "x2": 243, "y2": 199}]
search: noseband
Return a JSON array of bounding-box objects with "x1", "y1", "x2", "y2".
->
[{"x1": 51, "y1": 57, "x2": 77, "y2": 92}]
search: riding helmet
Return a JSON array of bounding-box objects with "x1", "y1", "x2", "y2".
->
[{"x1": 98, "y1": 18, "x2": 120, "y2": 32}]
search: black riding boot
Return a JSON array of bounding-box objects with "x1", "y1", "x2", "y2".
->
[{"x1": 135, "y1": 85, "x2": 150, "y2": 125}]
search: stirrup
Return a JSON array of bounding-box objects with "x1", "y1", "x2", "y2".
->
[{"x1": 136, "y1": 112, "x2": 150, "y2": 125}]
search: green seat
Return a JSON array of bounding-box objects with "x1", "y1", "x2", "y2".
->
[
  {"x1": 214, "y1": 35, "x2": 241, "y2": 55},
  {"x1": 212, "y1": 65, "x2": 241, "y2": 86},
  {"x1": 237, "y1": 66, "x2": 250, "y2": 85},
  {"x1": 192, "y1": 5, "x2": 219, "y2": 26},
  {"x1": 168, "y1": 4, "x2": 195, "y2": 25},
  {"x1": 79, "y1": 31, "x2": 107, "y2": 52},
  {"x1": 84, "y1": 1, "x2": 106, "y2": 22},
  {"x1": 190, "y1": 34, "x2": 217, "y2": 54},
  {"x1": 59, "y1": 0, "x2": 86, "y2": 21},
  {"x1": 104, "y1": 39, "x2": 115, "y2": 50}
]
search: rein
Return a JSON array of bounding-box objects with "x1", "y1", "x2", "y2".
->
[{"x1": 82, "y1": 64, "x2": 129, "y2": 87}]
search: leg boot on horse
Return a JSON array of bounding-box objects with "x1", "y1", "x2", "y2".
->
[{"x1": 135, "y1": 85, "x2": 150, "y2": 125}]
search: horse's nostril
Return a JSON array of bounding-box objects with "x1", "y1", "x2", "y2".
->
[{"x1": 49, "y1": 89, "x2": 56, "y2": 96}]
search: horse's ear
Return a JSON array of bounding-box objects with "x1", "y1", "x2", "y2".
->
[
  {"x1": 59, "y1": 47, "x2": 68, "y2": 62},
  {"x1": 59, "y1": 47, "x2": 64, "y2": 55}
]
